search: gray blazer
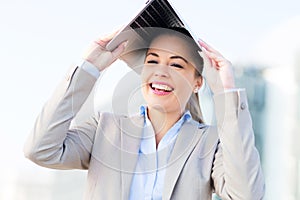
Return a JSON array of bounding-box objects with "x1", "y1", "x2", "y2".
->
[{"x1": 24, "y1": 66, "x2": 265, "y2": 200}]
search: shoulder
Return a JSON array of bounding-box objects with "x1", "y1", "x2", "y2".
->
[
  {"x1": 186, "y1": 121, "x2": 219, "y2": 158},
  {"x1": 187, "y1": 119, "x2": 218, "y2": 138}
]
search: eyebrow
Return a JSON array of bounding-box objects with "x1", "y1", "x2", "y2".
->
[
  {"x1": 146, "y1": 52, "x2": 188, "y2": 64},
  {"x1": 170, "y1": 55, "x2": 188, "y2": 64},
  {"x1": 146, "y1": 52, "x2": 159, "y2": 57}
]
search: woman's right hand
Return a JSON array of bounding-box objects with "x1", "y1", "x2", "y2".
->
[
  {"x1": 82, "y1": 31, "x2": 127, "y2": 71},
  {"x1": 198, "y1": 39, "x2": 235, "y2": 94}
]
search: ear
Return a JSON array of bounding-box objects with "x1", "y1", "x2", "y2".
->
[{"x1": 194, "y1": 76, "x2": 203, "y2": 93}]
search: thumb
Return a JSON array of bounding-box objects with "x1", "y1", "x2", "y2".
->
[
  {"x1": 111, "y1": 41, "x2": 127, "y2": 59},
  {"x1": 198, "y1": 50, "x2": 212, "y2": 69}
]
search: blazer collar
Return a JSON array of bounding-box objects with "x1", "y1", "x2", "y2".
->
[
  {"x1": 119, "y1": 115, "x2": 206, "y2": 200},
  {"x1": 163, "y1": 121, "x2": 206, "y2": 200},
  {"x1": 120, "y1": 115, "x2": 144, "y2": 200}
]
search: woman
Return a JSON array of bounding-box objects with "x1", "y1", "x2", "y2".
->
[{"x1": 24, "y1": 27, "x2": 265, "y2": 199}]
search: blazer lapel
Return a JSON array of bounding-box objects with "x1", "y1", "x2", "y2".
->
[
  {"x1": 163, "y1": 122, "x2": 206, "y2": 200},
  {"x1": 120, "y1": 115, "x2": 144, "y2": 200}
]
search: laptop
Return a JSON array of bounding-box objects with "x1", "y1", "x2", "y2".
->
[{"x1": 106, "y1": 0, "x2": 201, "y2": 70}]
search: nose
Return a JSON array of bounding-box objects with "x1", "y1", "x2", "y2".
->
[{"x1": 154, "y1": 64, "x2": 169, "y2": 78}]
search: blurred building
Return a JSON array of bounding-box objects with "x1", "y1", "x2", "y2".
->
[
  {"x1": 235, "y1": 66, "x2": 266, "y2": 160},
  {"x1": 212, "y1": 66, "x2": 267, "y2": 200},
  {"x1": 234, "y1": 61, "x2": 300, "y2": 200},
  {"x1": 248, "y1": 16, "x2": 300, "y2": 200},
  {"x1": 14, "y1": 168, "x2": 86, "y2": 200}
]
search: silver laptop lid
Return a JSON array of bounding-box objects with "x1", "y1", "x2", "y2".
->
[
  {"x1": 106, "y1": 0, "x2": 201, "y2": 52},
  {"x1": 106, "y1": 0, "x2": 202, "y2": 73}
]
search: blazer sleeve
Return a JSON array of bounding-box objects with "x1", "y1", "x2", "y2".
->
[
  {"x1": 24, "y1": 65, "x2": 99, "y2": 170},
  {"x1": 211, "y1": 90, "x2": 265, "y2": 200}
]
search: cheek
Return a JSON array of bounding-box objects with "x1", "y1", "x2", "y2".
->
[
  {"x1": 175, "y1": 73, "x2": 195, "y2": 91},
  {"x1": 174, "y1": 75, "x2": 195, "y2": 101},
  {"x1": 140, "y1": 71, "x2": 150, "y2": 100},
  {"x1": 141, "y1": 84, "x2": 147, "y2": 99},
  {"x1": 177, "y1": 85, "x2": 193, "y2": 104},
  {"x1": 140, "y1": 66, "x2": 150, "y2": 83}
]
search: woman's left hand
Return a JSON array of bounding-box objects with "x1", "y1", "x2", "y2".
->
[{"x1": 198, "y1": 39, "x2": 236, "y2": 94}]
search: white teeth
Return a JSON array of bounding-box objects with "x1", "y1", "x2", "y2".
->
[{"x1": 151, "y1": 83, "x2": 173, "y2": 91}]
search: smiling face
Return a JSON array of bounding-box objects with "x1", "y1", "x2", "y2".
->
[{"x1": 141, "y1": 34, "x2": 202, "y2": 115}]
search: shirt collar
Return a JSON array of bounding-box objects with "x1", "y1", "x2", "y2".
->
[
  {"x1": 139, "y1": 105, "x2": 192, "y2": 127},
  {"x1": 139, "y1": 105, "x2": 192, "y2": 153}
]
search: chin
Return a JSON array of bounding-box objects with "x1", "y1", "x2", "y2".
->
[
  {"x1": 142, "y1": 87, "x2": 182, "y2": 113},
  {"x1": 146, "y1": 98, "x2": 181, "y2": 114}
]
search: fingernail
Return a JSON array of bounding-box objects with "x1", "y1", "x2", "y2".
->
[{"x1": 123, "y1": 41, "x2": 128, "y2": 48}]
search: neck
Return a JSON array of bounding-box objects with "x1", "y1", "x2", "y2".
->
[{"x1": 147, "y1": 107, "x2": 183, "y2": 147}]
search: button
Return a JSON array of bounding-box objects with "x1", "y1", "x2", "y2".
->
[{"x1": 240, "y1": 102, "x2": 246, "y2": 110}]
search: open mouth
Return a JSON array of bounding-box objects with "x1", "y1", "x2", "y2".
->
[{"x1": 149, "y1": 82, "x2": 174, "y2": 95}]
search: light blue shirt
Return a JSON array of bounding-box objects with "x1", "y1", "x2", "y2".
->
[{"x1": 129, "y1": 106, "x2": 192, "y2": 200}]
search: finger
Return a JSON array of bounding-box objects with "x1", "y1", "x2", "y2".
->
[
  {"x1": 95, "y1": 28, "x2": 123, "y2": 47},
  {"x1": 198, "y1": 50, "x2": 212, "y2": 68},
  {"x1": 203, "y1": 52, "x2": 223, "y2": 71},
  {"x1": 199, "y1": 39, "x2": 222, "y2": 56},
  {"x1": 200, "y1": 49, "x2": 220, "y2": 70},
  {"x1": 198, "y1": 39, "x2": 221, "y2": 55},
  {"x1": 202, "y1": 48, "x2": 220, "y2": 61},
  {"x1": 102, "y1": 29, "x2": 121, "y2": 41},
  {"x1": 203, "y1": 49, "x2": 228, "y2": 67},
  {"x1": 211, "y1": 59, "x2": 218, "y2": 69},
  {"x1": 217, "y1": 60, "x2": 228, "y2": 67},
  {"x1": 201, "y1": 47, "x2": 213, "y2": 60},
  {"x1": 111, "y1": 41, "x2": 127, "y2": 59},
  {"x1": 200, "y1": 48, "x2": 226, "y2": 71}
]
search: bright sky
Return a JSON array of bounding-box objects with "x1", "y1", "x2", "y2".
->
[{"x1": 0, "y1": 0, "x2": 300, "y2": 198}]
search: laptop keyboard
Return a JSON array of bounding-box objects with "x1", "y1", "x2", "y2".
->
[{"x1": 130, "y1": 0, "x2": 185, "y2": 39}]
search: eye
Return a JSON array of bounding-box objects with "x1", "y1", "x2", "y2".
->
[
  {"x1": 147, "y1": 60, "x2": 158, "y2": 64},
  {"x1": 171, "y1": 63, "x2": 184, "y2": 69}
]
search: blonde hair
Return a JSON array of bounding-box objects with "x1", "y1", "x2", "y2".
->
[
  {"x1": 185, "y1": 68, "x2": 204, "y2": 123},
  {"x1": 186, "y1": 91, "x2": 203, "y2": 123}
]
